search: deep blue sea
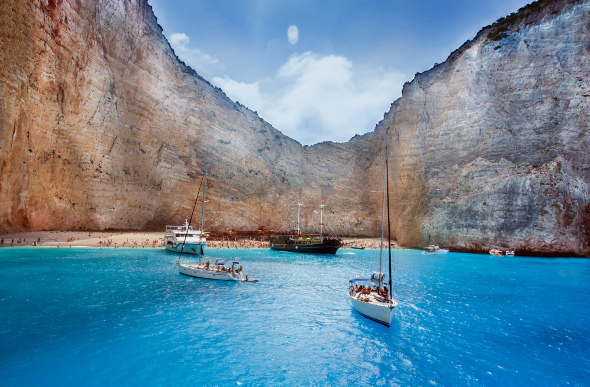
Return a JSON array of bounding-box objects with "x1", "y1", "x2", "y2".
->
[{"x1": 1, "y1": 247, "x2": 589, "y2": 386}]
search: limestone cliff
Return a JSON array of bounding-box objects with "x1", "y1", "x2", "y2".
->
[
  {"x1": 381, "y1": 0, "x2": 590, "y2": 256},
  {"x1": 1, "y1": 0, "x2": 589, "y2": 256}
]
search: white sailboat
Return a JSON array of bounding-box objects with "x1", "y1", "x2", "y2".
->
[
  {"x1": 177, "y1": 257, "x2": 243, "y2": 281},
  {"x1": 176, "y1": 162, "x2": 245, "y2": 282},
  {"x1": 349, "y1": 130, "x2": 398, "y2": 327}
]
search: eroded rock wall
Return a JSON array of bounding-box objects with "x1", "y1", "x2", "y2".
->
[
  {"x1": 0, "y1": 0, "x2": 344, "y2": 233},
  {"x1": 381, "y1": 0, "x2": 590, "y2": 255},
  {"x1": 1, "y1": 0, "x2": 589, "y2": 256}
]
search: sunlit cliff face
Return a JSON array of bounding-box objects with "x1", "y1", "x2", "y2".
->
[{"x1": 0, "y1": 0, "x2": 588, "y2": 256}]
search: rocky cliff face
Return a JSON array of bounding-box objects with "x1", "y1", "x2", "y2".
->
[
  {"x1": 381, "y1": 0, "x2": 590, "y2": 256},
  {"x1": 1, "y1": 0, "x2": 588, "y2": 256}
]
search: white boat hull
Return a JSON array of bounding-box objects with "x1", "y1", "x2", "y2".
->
[
  {"x1": 349, "y1": 294, "x2": 396, "y2": 327},
  {"x1": 422, "y1": 249, "x2": 448, "y2": 255},
  {"x1": 177, "y1": 262, "x2": 242, "y2": 281},
  {"x1": 166, "y1": 243, "x2": 206, "y2": 255}
]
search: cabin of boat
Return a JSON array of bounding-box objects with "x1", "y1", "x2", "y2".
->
[
  {"x1": 165, "y1": 220, "x2": 207, "y2": 255},
  {"x1": 269, "y1": 232, "x2": 342, "y2": 254}
]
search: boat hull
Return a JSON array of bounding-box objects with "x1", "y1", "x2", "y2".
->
[
  {"x1": 166, "y1": 243, "x2": 206, "y2": 255},
  {"x1": 177, "y1": 263, "x2": 242, "y2": 281},
  {"x1": 349, "y1": 294, "x2": 395, "y2": 327},
  {"x1": 270, "y1": 244, "x2": 340, "y2": 254}
]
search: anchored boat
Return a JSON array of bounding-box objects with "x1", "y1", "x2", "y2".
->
[
  {"x1": 422, "y1": 245, "x2": 449, "y2": 255},
  {"x1": 178, "y1": 257, "x2": 243, "y2": 281},
  {"x1": 490, "y1": 248, "x2": 504, "y2": 257},
  {"x1": 270, "y1": 193, "x2": 342, "y2": 254},
  {"x1": 175, "y1": 161, "x2": 250, "y2": 282},
  {"x1": 270, "y1": 233, "x2": 342, "y2": 254},
  {"x1": 349, "y1": 128, "x2": 397, "y2": 327},
  {"x1": 164, "y1": 220, "x2": 206, "y2": 255}
]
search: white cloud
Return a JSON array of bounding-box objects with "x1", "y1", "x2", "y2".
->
[
  {"x1": 211, "y1": 76, "x2": 264, "y2": 112},
  {"x1": 168, "y1": 32, "x2": 222, "y2": 77},
  {"x1": 213, "y1": 52, "x2": 407, "y2": 145},
  {"x1": 287, "y1": 25, "x2": 299, "y2": 45}
]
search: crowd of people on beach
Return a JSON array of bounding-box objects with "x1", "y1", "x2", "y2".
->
[
  {"x1": 206, "y1": 239, "x2": 270, "y2": 249},
  {"x1": 0, "y1": 232, "x2": 386, "y2": 250}
]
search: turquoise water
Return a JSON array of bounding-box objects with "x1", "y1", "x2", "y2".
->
[{"x1": 1, "y1": 247, "x2": 589, "y2": 386}]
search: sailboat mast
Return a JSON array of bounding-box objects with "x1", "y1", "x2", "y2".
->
[
  {"x1": 199, "y1": 161, "x2": 208, "y2": 260},
  {"x1": 297, "y1": 201, "x2": 301, "y2": 234},
  {"x1": 178, "y1": 175, "x2": 205, "y2": 263},
  {"x1": 379, "y1": 133, "x2": 387, "y2": 288},
  {"x1": 385, "y1": 129, "x2": 392, "y2": 293},
  {"x1": 320, "y1": 189, "x2": 324, "y2": 238}
]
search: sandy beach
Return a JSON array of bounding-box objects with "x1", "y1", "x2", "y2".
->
[{"x1": 0, "y1": 231, "x2": 397, "y2": 250}]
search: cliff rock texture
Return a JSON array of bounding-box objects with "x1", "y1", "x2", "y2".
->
[
  {"x1": 383, "y1": 0, "x2": 590, "y2": 256},
  {"x1": 1, "y1": 0, "x2": 589, "y2": 255}
]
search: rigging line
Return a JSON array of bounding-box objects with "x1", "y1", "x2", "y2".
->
[
  {"x1": 386, "y1": 128, "x2": 393, "y2": 294},
  {"x1": 178, "y1": 176, "x2": 205, "y2": 263}
]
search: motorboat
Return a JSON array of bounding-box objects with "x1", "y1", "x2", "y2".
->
[
  {"x1": 164, "y1": 220, "x2": 206, "y2": 255},
  {"x1": 490, "y1": 248, "x2": 504, "y2": 257},
  {"x1": 505, "y1": 249, "x2": 515, "y2": 256},
  {"x1": 422, "y1": 245, "x2": 449, "y2": 255}
]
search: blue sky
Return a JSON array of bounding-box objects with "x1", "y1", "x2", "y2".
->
[{"x1": 149, "y1": 0, "x2": 532, "y2": 145}]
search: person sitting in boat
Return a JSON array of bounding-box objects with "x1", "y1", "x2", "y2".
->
[
  {"x1": 204, "y1": 261, "x2": 210, "y2": 269},
  {"x1": 382, "y1": 286, "x2": 389, "y2": 297}
]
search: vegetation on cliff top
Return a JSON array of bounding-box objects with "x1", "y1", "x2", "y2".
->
[{"x1": 485, "y1": 0, "x2": 582, "y2": 41}]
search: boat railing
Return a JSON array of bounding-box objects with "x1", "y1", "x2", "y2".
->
[{"x1": 165, "y1": 225, "x2": 204, "y2": 234}]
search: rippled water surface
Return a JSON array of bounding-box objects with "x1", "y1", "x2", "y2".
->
[{"x1": 1, "y1": 247, "x2": 589, "y2": 386}]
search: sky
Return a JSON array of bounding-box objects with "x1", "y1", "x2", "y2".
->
[{"x1": 149, "y1": 0, "x2": 532, "y2": 145}]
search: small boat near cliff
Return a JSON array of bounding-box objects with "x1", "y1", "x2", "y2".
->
[
  {"x1": 490, "y1": 248, "x2": 504, "y2": 256},
  {"x1": 422, "y1": 245, "x2": 449, "y2": 255},
  {"x1": 164, "y1": 220, "x2": 206, "y2": 255},
  {"x1": 490, "y1": 248, "x2": 504, "y2": 257}
]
